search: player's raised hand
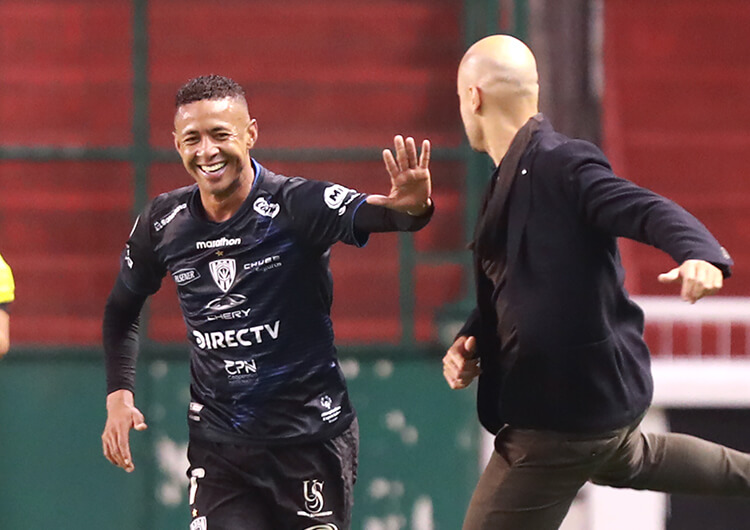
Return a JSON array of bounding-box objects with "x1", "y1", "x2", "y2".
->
[
  {"x1": 102, "y1": 389, "x2": 148, "y2": 473},
  {"x1": 443, "y1": 335, "x2": 481, "y2": 390},
  {"x1": 658, "y1": 259, "x2": 723, "y2": 303},
  {"x1": 367, "y1": 135, "x2": 432, "y2": 215}
]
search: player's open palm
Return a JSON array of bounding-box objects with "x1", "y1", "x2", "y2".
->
[
  {"x1": 102, "y1": 389, "x2": 148, "y2": 473},
  {"x1": 368, "y1": 135, "x2": 431, "y2": 215}
]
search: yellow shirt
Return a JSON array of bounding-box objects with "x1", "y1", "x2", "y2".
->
[{"x1": 0, "y1": 253, "x2": 15, "y2": 305}]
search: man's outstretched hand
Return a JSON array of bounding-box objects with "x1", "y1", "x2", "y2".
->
[
  {"x1": 658, "y1": 259, "x2": 723, "y2": 303},
  {"x1": 367, "y1": 135, "x2": 432, "y2": 216}
]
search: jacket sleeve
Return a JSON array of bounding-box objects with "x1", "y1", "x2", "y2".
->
[{"x1": 555, "y1": 140, "x2": 733, "y2": 277}]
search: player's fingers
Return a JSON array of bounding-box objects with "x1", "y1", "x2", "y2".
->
[
  {"x1": 133, "y1": 409, "x2": 148, "y2": 431},
  {"x1": 394, "y1": 135, "x2": 408, "y2": 171},
  {"x1": 404, "y1": 136, "x2": 418, "y2": 168},
  {"x1": 114, "y1": 425, "x2": 133, "y2": 472},
  {"x1": 102, "y1": 433, "x2": 116, "y2": 465},
  {"x1": 419, "y1": 139, "x2": 431, "y2": 169},
  {"x1": 382, "y1": 149, "x2": 399, "y2": 179}
]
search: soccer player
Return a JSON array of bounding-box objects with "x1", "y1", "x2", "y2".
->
[
  {"x1": 442, "y1": 35, "x2": 750, "y2": 530},
  {"x1": 0, "y1": 252, "x2": 14, "y2": 357},
  {"x1": 102, "y1": 74, "x2": 432, "y2": 529}
]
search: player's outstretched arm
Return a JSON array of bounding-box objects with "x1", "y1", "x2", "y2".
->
[
  {"x1": 102, "y1": 389, "x2": 148, "y2": 473},
  {"x1": 658, "y1": 259, "x2": 723, "y2": 304},
  {"x1": 367, "y1": 135, "x2": 432, "y2": 216}
]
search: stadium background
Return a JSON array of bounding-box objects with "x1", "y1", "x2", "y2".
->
[{"x1": 1, "y1": 0, "x2": 749, "y2": 528}]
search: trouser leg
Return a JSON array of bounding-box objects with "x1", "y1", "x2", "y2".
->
[
  {"x1": 463, "y1": 426, "x2": 623, "y2": 530},
  {"x1": 593, "y1": 425, "x2": 750, "y2": 496}
]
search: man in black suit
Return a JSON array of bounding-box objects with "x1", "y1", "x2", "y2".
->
[{"x1": 443, "y1": 34, "x2": 750, "y2": 530}]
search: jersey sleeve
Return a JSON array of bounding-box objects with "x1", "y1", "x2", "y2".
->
[
  {"x1": 0, "y1": 253, "x2": 15, "y2": 305},
  {"x1": 119, "y1": 202, "x2": 167, "y2": 295},
  {"x1": 282, "y1": 177, "x2": 369, "y2": 248}
]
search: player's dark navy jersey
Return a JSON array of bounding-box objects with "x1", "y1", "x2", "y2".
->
[{"x1": 120, "y1": 160, "x2": 368, "y2": 444}]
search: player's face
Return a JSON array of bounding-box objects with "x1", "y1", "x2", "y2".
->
[{"x1": 173, "y1": 97, "x2": 258, "y2": 199}]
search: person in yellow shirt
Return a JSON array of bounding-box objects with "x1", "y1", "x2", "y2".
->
[{"x1": 0, "y1": 253, "x2": 14, "y2": 357}]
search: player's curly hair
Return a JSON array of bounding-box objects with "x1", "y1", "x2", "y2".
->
[{"x1": 175, "y1": 74, "x2": 246, "y2": 107}]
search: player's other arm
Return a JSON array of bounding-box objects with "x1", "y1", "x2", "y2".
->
[{"x1": 101, "y1": 274, "x2": 149, "y2": 473}]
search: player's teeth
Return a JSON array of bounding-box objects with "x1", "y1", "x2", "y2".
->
[{"x1": 203, "y1": 162, "x2": 227, "y2": 172}]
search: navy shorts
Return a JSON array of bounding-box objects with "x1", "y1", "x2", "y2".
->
[{"x1": 186, "y1": 418, "x2": 358, "y2": 530}]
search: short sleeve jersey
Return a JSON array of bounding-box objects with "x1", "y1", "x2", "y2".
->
[
  {"x1": 120, "y1": 161, "x2": 368, "y2": 444},
  {"x1": 0, "y1": 253, "x2": 15, "y2": 310}
]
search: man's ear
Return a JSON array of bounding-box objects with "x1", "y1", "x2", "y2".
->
[
  {"x1": 470, "y1": 86, "x2": 483, "y2": 114},
  {"x1": 246, "y1": 119, "x2": 259, "y2": 149}
]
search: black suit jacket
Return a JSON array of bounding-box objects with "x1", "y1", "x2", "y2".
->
[{"x1": 461, "y1": 117, "x2": 733, "y2": 434}]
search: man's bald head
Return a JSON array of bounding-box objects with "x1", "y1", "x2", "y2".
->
[
  {"x1": 458, "y1": 34, "x2": 539, "y2": 104},
  {"x1": 457, "y1": 35, "x2": 540, "y2": 163}
]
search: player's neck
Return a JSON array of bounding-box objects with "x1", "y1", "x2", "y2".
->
[{"x1": 200, "y1": 171, "x2": 255, "y2": 223}]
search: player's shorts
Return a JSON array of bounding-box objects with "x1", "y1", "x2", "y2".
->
[{"x1": 186, "y1": 418, "x2": 358, "y2": 530}]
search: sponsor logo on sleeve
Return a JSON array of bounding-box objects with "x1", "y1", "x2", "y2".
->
[
  {"x1": 323, "y1": 185, "x2": 355, "y2": 210},
  {"x1": 124, "y1": 244, "x2": 134, "y2": 269},
  {"x1": 253, "y1": 196, "x2": 280, "y2": 218},
  {"x1": 153, "y1": 203, "x2": 187, "y2": 232}
]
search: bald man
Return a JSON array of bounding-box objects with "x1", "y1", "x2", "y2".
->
[{"x1": 443, "y1": 35, "x2": 749, "y2": 529}]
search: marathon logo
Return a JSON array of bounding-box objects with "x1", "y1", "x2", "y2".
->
[
  {"x1": 192, "y1": 320, "x2": 280, "y2": 350},
  {"x1": 196, "y1": 236, "x2": 242, "y2": 250},
  {"x1": 154, "y1": 203, "x2": 187, "y2": 232}
]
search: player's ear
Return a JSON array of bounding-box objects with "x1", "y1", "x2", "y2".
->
[
  {"x1": 173, "y1": 131, "x2": 181, "y2": 151},
  {"x1": 246, "y1": 119, "x2": 259, "y2": 149}
]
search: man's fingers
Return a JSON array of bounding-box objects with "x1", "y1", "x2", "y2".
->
[
  {"x1": 404, "y1": 136, "x2": 418, "y2": 168},
  {"x1": 657, "y1": 267, "x2": 680, "y2": 284},
  {"x1": 382, "y1": 149, "x2": 399, "y2": 179},
  {"x1": 394, "y1": 135, "x2": 408, "y2": 171},
  {"x1": 419, "y1": 139, "x2": 431, "y2": 169},
  {"x1": 464, "y1": 336, "x2": 477, "y2": 357}
]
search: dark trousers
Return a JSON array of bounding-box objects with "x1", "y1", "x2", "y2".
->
[{"x1": 463, "y1": 417, "x2": 750, "y2": 529}]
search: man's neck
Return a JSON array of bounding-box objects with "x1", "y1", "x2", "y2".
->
[
  {"x1": 201, "y1": 169, "x2": 255, "y2": 223},
  {"x1": 484, "y1": 107, "x2": 538, "y2": 166}
]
